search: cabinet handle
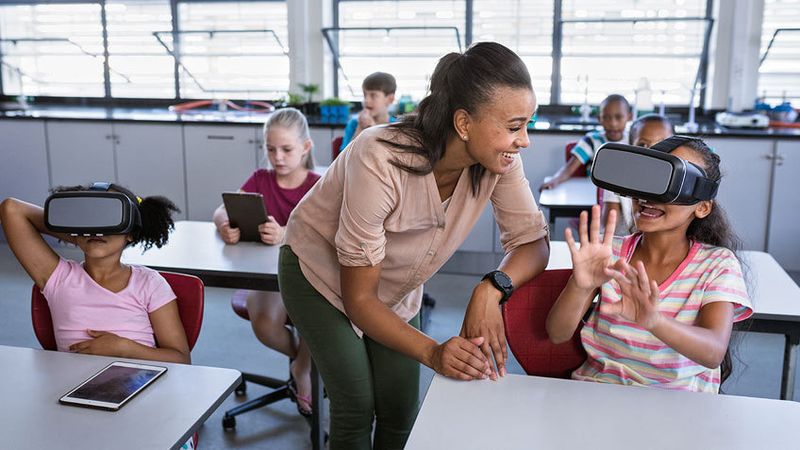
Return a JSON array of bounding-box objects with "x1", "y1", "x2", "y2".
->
[
  {"x1": 207, "y1": 135, "x2": 235, "y2": 140},
  {"x1": 763, "y1": 154, "x2": 774, "y2": 160},
  {"x1": 776, "y1": 154, "x2": 785, "y2": 166},
  {"x1": 105, "y1": 134, "x2": 112, "y2": 140}
]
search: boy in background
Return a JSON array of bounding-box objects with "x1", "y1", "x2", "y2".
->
[
  {"x1": 541, "y1": 94, "x2": 632, "y2": 190},
  {"x1": 339, "y1": 71, "x2": 397, "y2": 152}
]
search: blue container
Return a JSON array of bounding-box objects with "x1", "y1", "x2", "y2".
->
[
  {"x1": 334, "y1": 105, "x2": 351, "y2": 117},
  {"x1": 320, "y1": 105, "x2": 332, "y2": 117}
]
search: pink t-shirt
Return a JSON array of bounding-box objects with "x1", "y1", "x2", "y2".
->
[
  {"x1": 241, "y1": 169, "x2": 320, "y2": 226},
  {"x1": 42, "y1": 258, "x2": 177, "y2": 352}
]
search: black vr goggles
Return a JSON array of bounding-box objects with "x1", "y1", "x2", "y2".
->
[
  {"x1": 44, "y1": 182, "x2": 142, "y2": 236},
  {"x1": 590, "y1": 136, "x2": 719, "y2": 205}
]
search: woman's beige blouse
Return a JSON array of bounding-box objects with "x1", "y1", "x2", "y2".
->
[{"x1": 284, "y1": 125, "x2": 548, "y2": 336}]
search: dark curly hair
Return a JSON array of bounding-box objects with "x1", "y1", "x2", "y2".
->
[{"x1": 51, "y1": 184, "x2": 180, "y2": 251}]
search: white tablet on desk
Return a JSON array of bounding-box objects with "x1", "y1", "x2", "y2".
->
[{"x1": 59, "y1": 361, "x2": 167, "y2": 411}]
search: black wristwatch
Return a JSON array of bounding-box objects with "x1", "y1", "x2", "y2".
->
[{"x1": 482, "y1": 270, "x2": 514, "y2": 305}]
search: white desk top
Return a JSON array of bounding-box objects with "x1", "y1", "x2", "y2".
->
[
  {"x1": 547, "y1": 241, "x2": 800, "y2": 320},
  {"x1": 407, "y1": 374, "x2": 800, "y2": 450},
  {"x1": 122, "y1": 220, "x2": 279, "y2": 281},
  {"x1": 538, "y1": 177, "x2": 597, "y2": 208},
  {"x1": 0, "y1": 345, "x2": 241, "y2": 450}
]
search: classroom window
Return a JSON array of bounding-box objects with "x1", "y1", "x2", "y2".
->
[
  {"x1": 0, "y1": 3, "x2": 106, "y2": 98},
  {"x1": 335, "y1": 0, "x2": 466, "y2": 101},
  {"x1": 472, "y1": 0, "x2": 554, "y2": 104},
  {"x1": 176, "y1": 0, "x2": 289, "y2": 100},
  {"x1": 758, "y1": 0, "x2": 800, "y2": 104},
  {"x1": 558, "y1": 0, "x2": 709, "y2": 106},
  {"x1": 106, "y1": 0, "x2": 175, "y2": 99}
]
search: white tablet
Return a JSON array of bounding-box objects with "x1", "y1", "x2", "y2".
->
[{"x1": 59, "y1": 361, "x2": 168, "y2": 411}]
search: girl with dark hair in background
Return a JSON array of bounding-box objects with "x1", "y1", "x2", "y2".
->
[
  {"x1": 279, "y1": 41, "x2": 550, "y2": 449},
  {"x1": 546, "y1": 138, "x2": 753, "y2": 393}
]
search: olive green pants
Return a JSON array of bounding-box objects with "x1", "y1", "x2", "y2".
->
[{"x1": 278, "y1": 245, "x2": 420, "y2": 450}]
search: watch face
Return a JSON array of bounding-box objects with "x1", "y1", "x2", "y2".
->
[{"x1": 493, "y1": 271, "x2": 513, "y2": 290}]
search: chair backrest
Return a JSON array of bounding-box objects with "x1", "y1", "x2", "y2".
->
[
  {"x1": 332, "y1": 135, "x2": 344, "y2": 161},
  {"x1": 31, "y1": 270, "x2": 204, "y2": 351},
  {"x1": 502, "y1": 269, "x2": 587, "y2": 378},
  {"x1": 565, "y1": 141, "x2": 587, "y2": 177}
]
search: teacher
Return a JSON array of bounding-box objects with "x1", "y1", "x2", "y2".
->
[{"x1": 278, "y1": 41, "x2": 549, "y2": 449}]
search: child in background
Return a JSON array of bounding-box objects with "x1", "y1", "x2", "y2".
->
[
  {"x1": 0, "y1": 187, "x2": 189, "y2": 363},
  {"x1": 339, "y1": 71, "x2": 397, "y2": 152},
  {"x1": 213, "y1": 107, "x2": 320, "y2": 416},
  {"x1": 602, "y1": 114, "x2": 675, "y2": 235},
  {"x1": 546, "y1": 138, "x2": 752, "y2": 393},
  {"x1": 541, "y1": 94, "x2": 632, "y2": 190}
]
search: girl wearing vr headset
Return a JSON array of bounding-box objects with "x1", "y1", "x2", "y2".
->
[
  {"x1": 0, "y1": 188, "x2": 189, "y2": 364},
  {"x1": 212, "y1": 107, "x2": 320, "y2": 416},
  {"x1": 546, "y1": 137, "x2": 753, "y2": 393}
]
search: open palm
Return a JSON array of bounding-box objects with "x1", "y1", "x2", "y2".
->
[{"x1": 565, "y1": 205, "x2": 616, "y2": 290}]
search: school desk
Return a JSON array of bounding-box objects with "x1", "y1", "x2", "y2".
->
[
  {"x1": 0, "y1": 344, "x2": 240, "y2": 450},
  {"x1": 406, "y1": 373, "x2": 800, "y2": 450},
  {"x1": 538, "y1": 177, "x2": 598, "y2": 236},
  {"x1": 546, "y1": 241, "x2": 800, "y2": 401}
]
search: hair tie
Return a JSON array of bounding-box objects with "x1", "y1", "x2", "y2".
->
[{"x1": 136, "y1": 196, "x2": 143, "y2": 204}]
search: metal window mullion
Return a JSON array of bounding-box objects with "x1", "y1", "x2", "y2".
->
[
  {"x1": 100, "y1": 0, "x2": 111, "y2": 98},
  {"x1": 698, "y1": 0, "x2": 714, "y2": 108},
  {"x1": 0, "y1": 20, "x2": 4, "y2": 97},
  {"x1": 551, "y1": 0, "x2": 563, "y2": 105},
  {"x1": 332, "y1": 0, "x2": 340, "y2": 98},
  {"x1": 465, "y1": 0, "x2": 473, "y2": 47},
  {"x1": 171, "y1": 0, "x2": 181, "y2": 99}
]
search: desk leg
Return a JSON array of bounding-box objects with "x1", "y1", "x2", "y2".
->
[
  {"x1": 780, "y1": 333, "x2": 800, "y2": 401},
  {"x1": 311, "y1": 362, "x2": 325, "y2": 449},
  {"x1": 548, "y1": 212, "x2": 556, "y2": 237}
]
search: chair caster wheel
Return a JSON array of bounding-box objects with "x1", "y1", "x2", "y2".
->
[
  {"x1": 235, "y1": 381, "x2": 247, "y2": 396},
  {"x1": 222, "y1": 414, "x2": 237, "y2": 430}
]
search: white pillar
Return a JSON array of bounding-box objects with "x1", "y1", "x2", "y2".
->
[
  {"x1": 287, "y1": 0, "x2": 334, "y2": 99},
  {"x1": 708, "y1": 0, "x2": 764, "y2": 111}
]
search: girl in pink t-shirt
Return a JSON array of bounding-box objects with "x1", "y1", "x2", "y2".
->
[
  {"x1": 546, "y1": 138, "x2": 753, "y2": 393},
  {"x1": 0, "y1": 186, "x2": 190, "y2": 364},
  {"x1": 212, "y1": 107, "x2": 320, "y2": 415}
]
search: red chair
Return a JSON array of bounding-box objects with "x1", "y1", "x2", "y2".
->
[
  {"x1": 502, "y1": 269, "x2": 586, "y2": 378},
  {"x1": 221, "y1": 290, "x2": 295, "y2": 430},
  {"x1": 332, "y1": 135, "x2": 344, "y2": 161},
  {"x1": 31, "y1": 271, "x2": 204, "y2": 447}
]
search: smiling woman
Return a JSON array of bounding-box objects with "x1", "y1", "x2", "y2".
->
[{"x1": 278, "y1": 42, "x2": 550, "y2": 450}]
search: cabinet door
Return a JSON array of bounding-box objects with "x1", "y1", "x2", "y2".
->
[
  {"x1": 768, "y1": 140, "x2": 800, "y2": 270},
  {"x1": 0, "y1": 120, "x2": 50, "y2": 205},
  {"x1": 114, "y1": 123, "x2": 187, "y2": 220},
  {"x1": 184, "y1": 125, "x2": 259, "y2": 220},
  {"x1": 310, "y1": 127, "x2": 333, "y2": 167},
  {"x1": 704, "y1": 138, "x2": 773, "y2": 251},
  {"x1": 47, "y1": 121, "x2": 115, "y2": 188}
]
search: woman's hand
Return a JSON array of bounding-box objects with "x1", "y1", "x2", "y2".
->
[
  {"x1": 69, "y1": 330, "x2": 131, "y2": 357},
  {"x1": 258, "y1": 217, "x2": 285, "y2": 245},
  {"x1": 566, "y1": 205, "x2": 616, "y2": 290},
  {"x1": 429, "y1": 336, "x2": 491, "y2": 381},
  {"x1": 460, "y1": 282, "x2": 507, "y2": 380},
  {"x1": 604, "y1": 259, "x2": 662, "y2": 330},
  {"x1": 218, "y1": 220, "x2": 241, "y2": 244}
]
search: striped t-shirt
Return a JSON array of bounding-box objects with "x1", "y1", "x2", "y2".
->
[
  {"x1": 570, "y1": 129, "x2": 629, "y2": 168},
  {"x1": 572, "y1": 233, "x2": 753, "y2": 393}
]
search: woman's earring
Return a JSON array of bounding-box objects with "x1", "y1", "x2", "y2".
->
[{"x1": 462, "y1": 134, "x2": 469, "y2": 142}]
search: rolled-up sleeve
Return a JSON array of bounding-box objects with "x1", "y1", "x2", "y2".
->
[
  {"x1": 491, "y1": 157, "x2": 549, "y2": 253},
  {"x1": 335, "y1": 142, "x2": 398, "y2": 266}
]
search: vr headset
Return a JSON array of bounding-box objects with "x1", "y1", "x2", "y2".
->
[
  {"x1": 590, "y1": 136, "x2": 719, "y2": 205},
  {"x1": 44, "y1": 182, "x2": 142, "y2": 236}
]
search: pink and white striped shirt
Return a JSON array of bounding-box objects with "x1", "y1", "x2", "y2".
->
[{"x1": 572, "y1": 233, "x2": 753, "y2": 393}]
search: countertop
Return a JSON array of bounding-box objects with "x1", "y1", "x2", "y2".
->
[{"x1": 2, "y1": 105, "x2": 799, "y2": 139}]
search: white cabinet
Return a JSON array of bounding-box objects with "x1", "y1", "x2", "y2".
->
[
  {"x1": 705, "y1": 138, "x2": 774, "y2": 251},
  {"x1": 768, "y1": 140, "x2": 800, "y2": 270},
  {"x1": 114, "y1": 123, "x2": 187, "y2": 220},
  {"x1": 183, "y1": 125, "x2": 260, "y2": 220},
  {"x1": 310, "y1": 127, "x2": 334, "y2": 167},
  {"x1": 47, "y1": 121, "x2": 116, "y2": 188},
  {"x1": 0, "y1": 120, "x2": 50, "y2": 205}
]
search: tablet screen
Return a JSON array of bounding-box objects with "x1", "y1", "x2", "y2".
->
[{"x1": 61, "y1": 362, "x2": 167, "y2": 409}]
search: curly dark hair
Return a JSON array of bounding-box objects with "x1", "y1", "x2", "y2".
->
[{"x1": 51, "y1": 184, "x2": 180, "y2": 251}]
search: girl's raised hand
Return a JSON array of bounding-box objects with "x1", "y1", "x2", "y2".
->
[
  {"x1": 566, "y1": 205, "x2": 616, "y2": 290},
  {"x1": 604, "y1": 259, "x2": 662, "y2": 330}
]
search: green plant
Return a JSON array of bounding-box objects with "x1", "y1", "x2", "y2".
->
[
  {"x1": 320, "y1": 97, "x2": 349, "y2": 106},
  {"x1": 298, "y1": 83, "x2": 319, "y2": 103},
  {"x1": 286, "y1": 92, "x2": 304, "y2": 106}
]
